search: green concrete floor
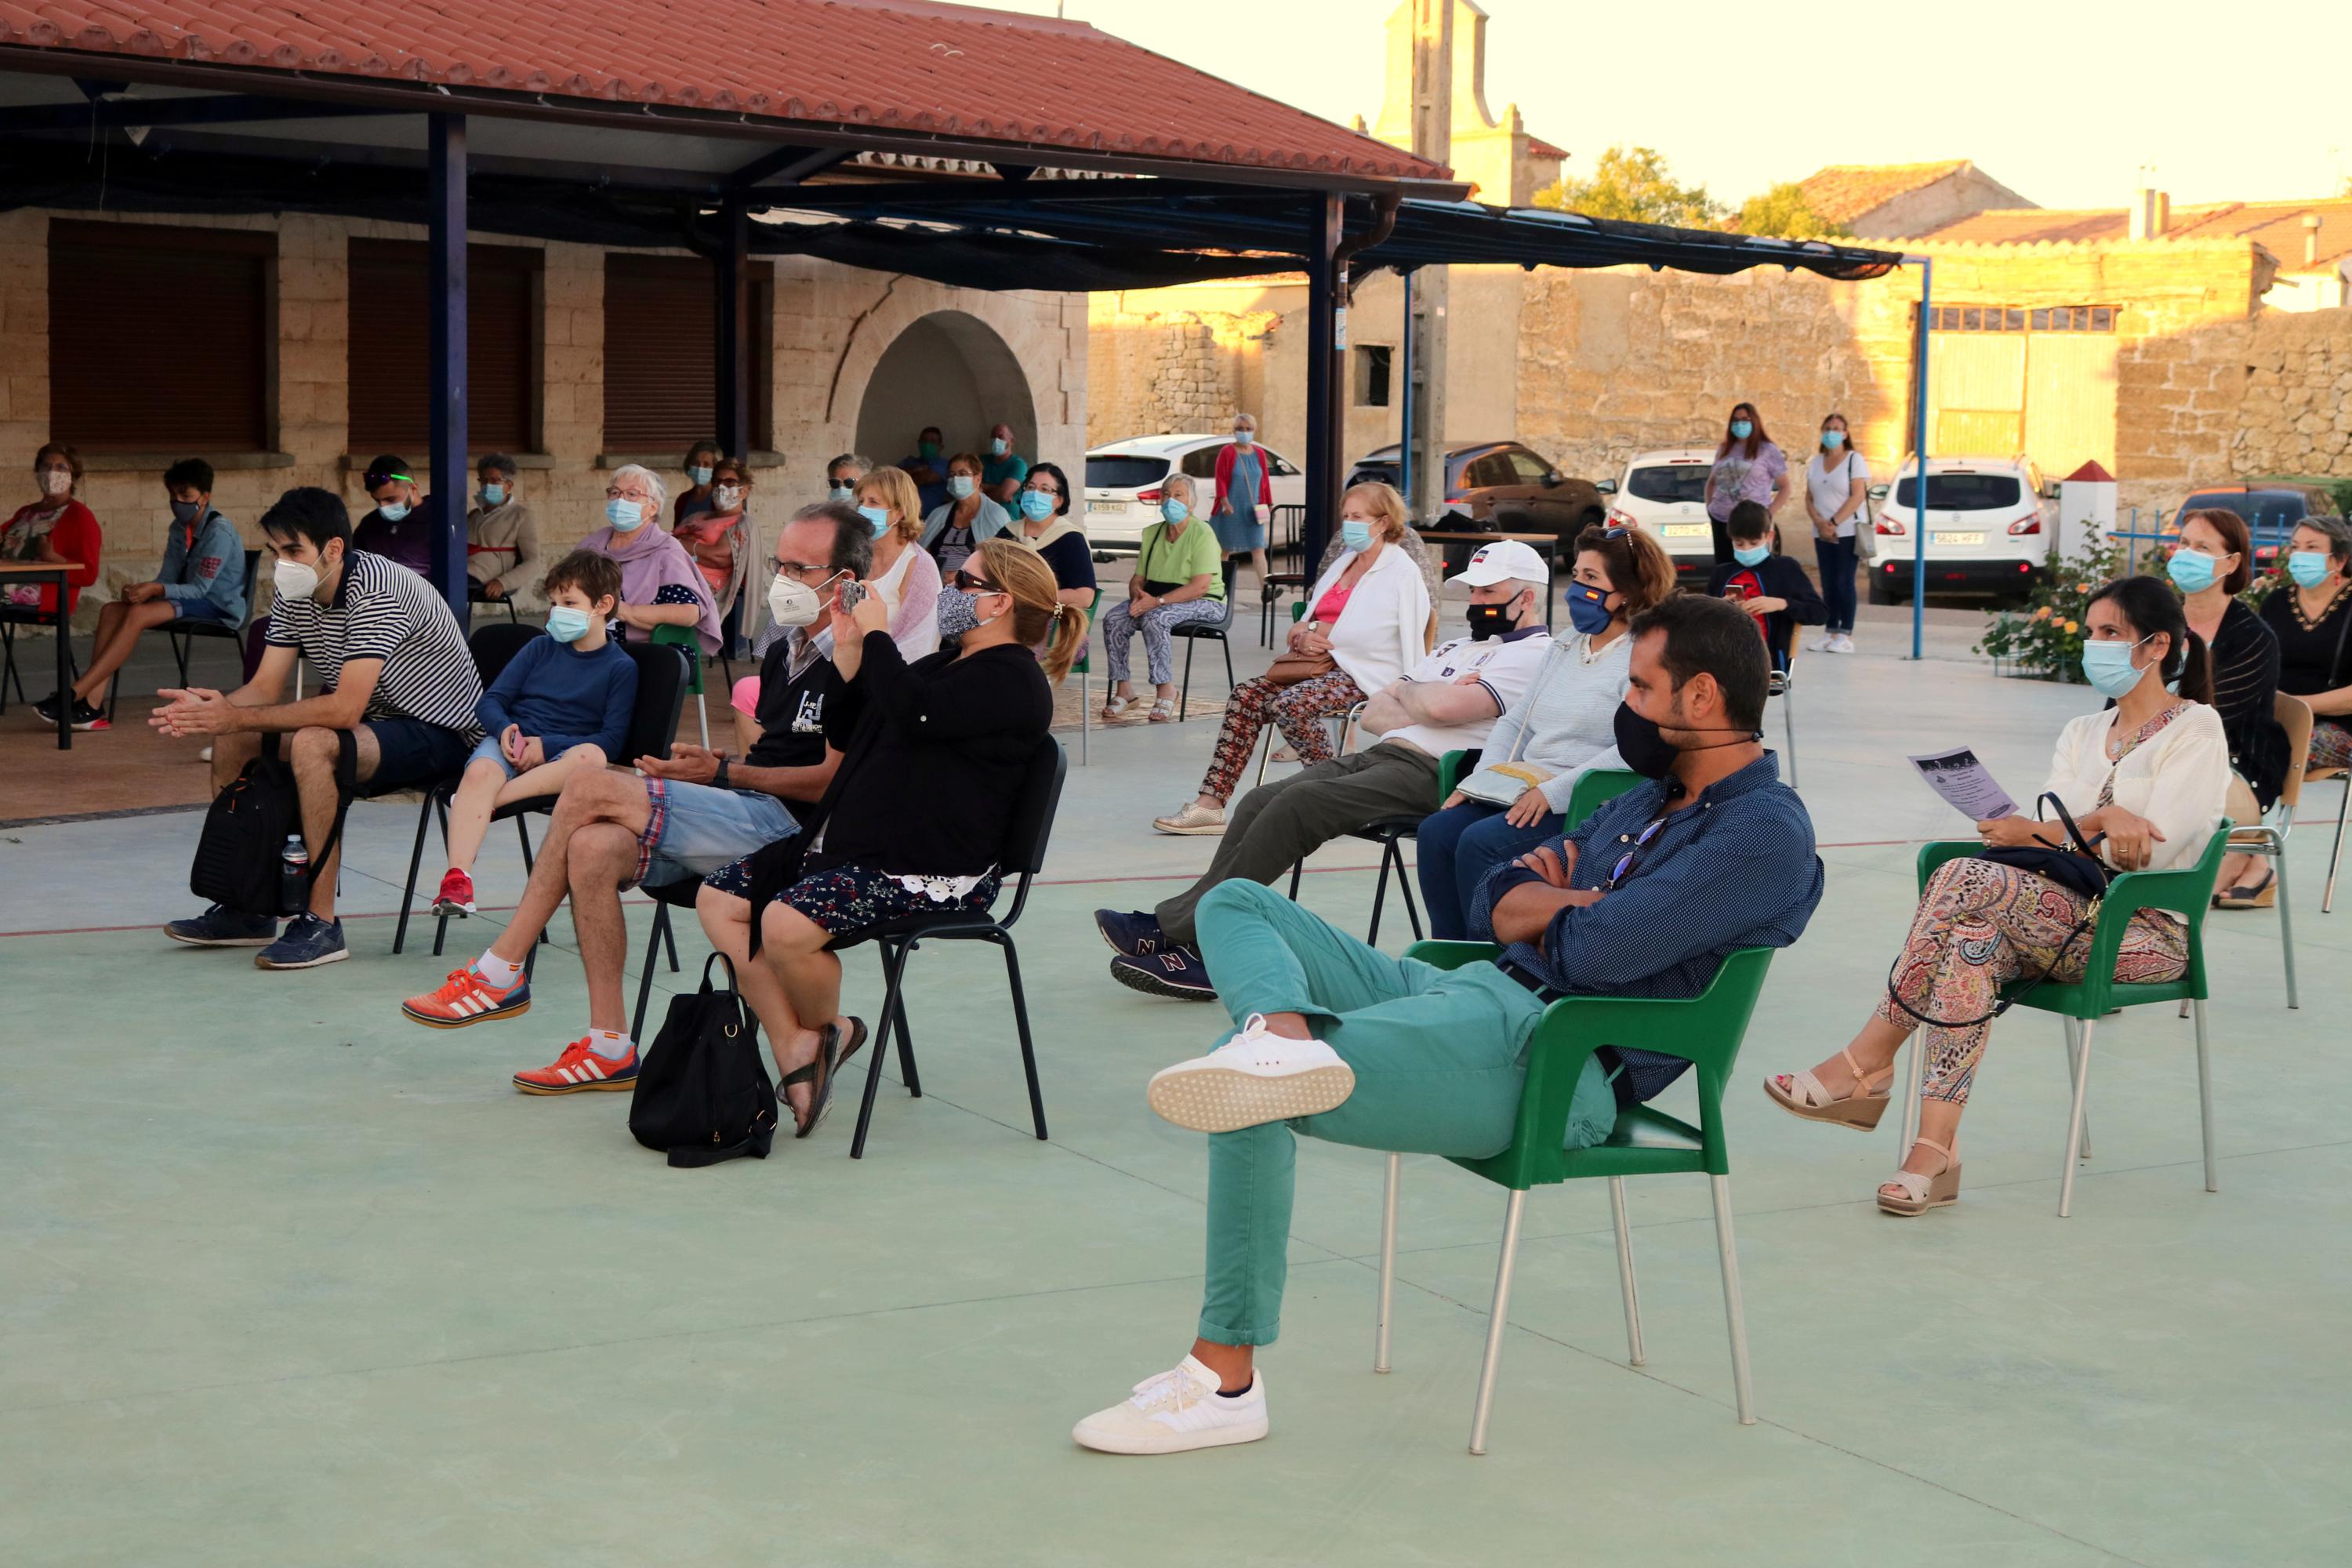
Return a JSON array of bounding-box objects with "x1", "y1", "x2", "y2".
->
[{"x1": 4, "y1": 825, "x2": 2347, "y2": 1566}]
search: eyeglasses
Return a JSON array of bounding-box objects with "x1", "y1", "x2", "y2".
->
[
  {"x1": 951, "y1": 568, "x2": 1002, "y2": 594},
  {"x1": 768, "y1": 558, "x2": 837, "y2": 583},
  {"x1": 1604, "y1": 813, "x2": 1671, "y2": 891},
  {"x1": 363, "y1": 470, "x2": 412, "y2": 489}
]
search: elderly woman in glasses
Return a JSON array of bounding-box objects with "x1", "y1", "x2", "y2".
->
[{"x1": 579, "y1": 463, "x2": 719, "y2": 656}]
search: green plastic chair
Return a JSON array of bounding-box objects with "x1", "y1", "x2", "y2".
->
[
  {"x1": 1391, "y1": 942, "x2": 1777, "y2": 1451},
  {"x1": 1903, "y1": 822, "x2": 2231, "y2": 1218},
  {"x1": 648, "y1": 623, "x2": 709, "y2": 748}
]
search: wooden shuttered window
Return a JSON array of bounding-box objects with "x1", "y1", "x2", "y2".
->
[
  {"x1": 347, "y1": 239, "x2": 540, "y2": 453},
  {"x1": 49, "y1": 221, "x2": 274, "y2": 451},
  {"x1": 601, "y1": 253, "x2": 771, "y2": 452}
]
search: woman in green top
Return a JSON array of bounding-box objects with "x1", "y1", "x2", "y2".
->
[{"x1": 1101, "y1": 474, "x2": 1226, "y2": 723}]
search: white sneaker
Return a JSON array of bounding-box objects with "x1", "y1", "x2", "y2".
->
[
  {"x1": 1073, "y1": 1355, "x2": 1269, "y2": 1454},
  {"x1": 1805, "y1": 632, "x2": 1834, "y2": 653},
  {"x1": 1152, "y1": 801, "x2": 1226, "y2": 836},
  {"x1": 1146, "y1": 1014, "x2": 1356, "y2": 1132},
  {"x1": 1831, "y1": 633, "x2": 1857, "y2": 654}
]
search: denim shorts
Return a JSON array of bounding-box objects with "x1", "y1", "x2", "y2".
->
[
  {"x1": 365, "y1": 717, "x2": 475, "y2": 792},
  {"x1": 170, "y1": 598, "x2": 237, "y2": 625},
  {"x1": 634, "y1": 777, "x2": 797, "y2": 891},
  {"x1": 465, "y1": 734, "x2": 519, "y2": 781}
]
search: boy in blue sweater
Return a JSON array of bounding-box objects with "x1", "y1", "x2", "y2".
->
[
  {"x1": 434, "y1": 551, "x2": 637, "y2": 917},
  {"x1": 1706, "y1": 499, "x2": 1825, "y2": 673}
]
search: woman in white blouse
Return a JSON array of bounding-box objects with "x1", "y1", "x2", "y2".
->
[
  {"x1": 1153, "y1": 482, "x2": 1431, "y2": 835},
  {"x1": 1764, "y1": 575, "x2": 2228, "y2": 1217}
]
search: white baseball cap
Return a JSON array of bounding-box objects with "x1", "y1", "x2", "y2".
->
[{"x1": 1445, "y1": 539, "x2": 1550, "y2": 592}]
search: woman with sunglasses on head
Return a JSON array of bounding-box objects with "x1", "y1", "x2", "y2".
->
[
  {"x1": 918, "y1": 449, "x2": 1012, "y2": 576},
  {"x1": 1700, "y1": 401, "x2": 1789, "y2": 567},
  {"x1": 1765, "y1": 575, "x2": 2229, "y2": 1217},
  {"x1": 2167, "y1": 508, "x2": 2286, "y2": 906},
  {"x1": 1415, "y1": 522, "x2": 1676, "y2": 938},
  {"x1": 695, "y1": 539, "x2": 1086, "y2": 1135}
]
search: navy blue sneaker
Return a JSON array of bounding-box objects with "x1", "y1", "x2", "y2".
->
[
  {"x1": 254, "y1": 913, "x2": 349, "y2": 970},
  {"x1": 1094, "y1": 908, "x2": 1167, "y2": 959},
  {"x1": 164, "y1": 904, "x2": 278, "y2": 947},
  {"x1": 1109, "y1": 948, "x2": 1216, "y2": 1002}
]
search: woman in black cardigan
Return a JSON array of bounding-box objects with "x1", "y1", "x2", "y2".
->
[
  {"x1": 695, "y1": 539, "x2": 1085, "y2": 1134},
  {"x1": 1706, "y1": 500, "x2": 1827, "y2": 671},
  {"x1": 2169, "y1": 509, "x2": 2287, "y2": 904}
]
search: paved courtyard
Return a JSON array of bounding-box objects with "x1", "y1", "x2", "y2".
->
[{"x1": 2, "y1": 604, "x2": 2343, "y2": 1567}]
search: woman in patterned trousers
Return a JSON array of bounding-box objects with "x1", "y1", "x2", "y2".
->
[{"x1": 1762, "y1": 575, "x2": 2231, "y2": 1216}]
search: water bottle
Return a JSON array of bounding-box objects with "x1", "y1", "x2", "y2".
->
[{"x1": 279, "y1": 833, "x2": 310, "y2": 916}]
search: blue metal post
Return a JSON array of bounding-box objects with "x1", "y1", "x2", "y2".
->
[
  {"x1": 1398, "y1": 269, "x2": 1415, "y2": 506},
  {"x1": 428, "y1": 114, "x2": 470, "y2": 630},
  {"x1": 1910, "y1": 256, "x2": 1932, "y2": 659}
]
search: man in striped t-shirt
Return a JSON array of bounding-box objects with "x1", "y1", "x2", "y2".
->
[{"x1": 154, "y1": 486, "x2": 482, "y2": 971}]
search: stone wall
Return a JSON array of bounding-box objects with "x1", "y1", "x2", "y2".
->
[
  {"x1": 2117, "y1": 304, "x2": 2352, "y2": 510},
  {"x1": 1086, "y1": 288, "x2": 1279, "y2": 448},
  {"x1": 3, "y1": 205, "x2": 1081, "y2": 626}
]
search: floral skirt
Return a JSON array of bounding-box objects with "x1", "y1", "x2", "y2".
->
[{"x1": 704, "y1": 855, "x2": 1000, "y2": 935}]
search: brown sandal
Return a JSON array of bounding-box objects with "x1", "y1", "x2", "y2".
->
[
  {"x1": 1877, "y1": 1137, "x2": 1961, "y2": 1216},
  {"x1": 1763, "y1": 1047, "x2": 1894, "y2": 1131}
]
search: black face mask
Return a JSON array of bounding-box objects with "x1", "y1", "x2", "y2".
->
[
  {"x1": 1465, "y1": 601, "x2": 1513, "y2": 641},
  {"x1": 1612, "y1": 699, "x2": 1759, "y2": 779}
]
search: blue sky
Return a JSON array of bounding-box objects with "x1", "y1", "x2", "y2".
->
[{"x1": 994, "y1": 0, "x2": 2347, "y2": 211}]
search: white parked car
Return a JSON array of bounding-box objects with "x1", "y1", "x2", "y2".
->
[
  {"x1": 1599, "y1": 447, "x2": 1718, "y2": 583},
  {"x1": 1864, "y1": 455, "x2": 2056, "y2": 604},
  {"x1": 1083, "y1": 434, "x2": 1305, "y2": 556}
]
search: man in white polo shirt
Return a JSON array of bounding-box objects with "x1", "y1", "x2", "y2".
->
[{"x1": 1100, "y1": 540, "x2": 1557, "y2": 1001}]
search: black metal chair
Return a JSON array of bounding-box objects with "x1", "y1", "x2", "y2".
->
[
  {"x1": 163, "y1": 548, "x2": 263, "y2": 682},
  {"x1": 827, "y1": 735, "x2": 1069, "y2": 1159},
  {"x1": 1174, "y1": 560, "x2": 1238, "y2": 721}
]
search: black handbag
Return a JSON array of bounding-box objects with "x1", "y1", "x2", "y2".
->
[
  {"x1": 628, "y1": 955, "x2": 779, "y2": 1168},
  {"x1": 188, "y1": 731, "x2": 355, "y2": 916},
  {"x1": 1886, "y1": 793, "x2": 2110, "y2": 1029}
]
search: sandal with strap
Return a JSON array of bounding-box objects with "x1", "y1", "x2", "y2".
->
[
  {"x1": 780, "y1": 1017, "x2": 862, "y2": 1140},
  {"x1": 1101, "y1": 694, "x2": 1134, "y2": 720},
  {"x1": 1147, "y1": 697, "x2": 1178, "y2": 723},
  {"x1": 1878, "y1": 1136, "x2": 1961, "y2": 1217},
  {"x1": 1762, "y1": 1047, "x2": 1894, "y2": 1131},
  {"x1": 2216, "y1": 866, "x2": 2277, "y2": 909}
]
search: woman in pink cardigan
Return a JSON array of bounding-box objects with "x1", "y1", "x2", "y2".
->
[{"x1": 1211, "y1": 412, "x2": 1276, "y2": 602}]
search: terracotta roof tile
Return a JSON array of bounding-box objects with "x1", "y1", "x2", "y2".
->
[
  {"x1": 1797, "y1": 160, "x2": 1973, "y2": 225},
  {"x1": 1923, "y1": 198, "x2": 2352, "y2": 270},
  {"x1": 0, "y1": 0, "x2": 1446, "y2": 180}
]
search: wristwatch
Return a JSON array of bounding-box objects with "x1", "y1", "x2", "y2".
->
[{"x1": 714, "y1": 757, "x2": 731, "y2": 789}]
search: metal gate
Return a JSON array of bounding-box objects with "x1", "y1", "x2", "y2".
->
[{"x1": 1925, "y1": 318, "x2": 2118, "y2": 473}]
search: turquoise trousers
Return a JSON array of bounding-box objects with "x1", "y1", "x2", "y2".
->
[{"x1": 1192, "y1": 880, "x2": 1592, "y2": 1348}]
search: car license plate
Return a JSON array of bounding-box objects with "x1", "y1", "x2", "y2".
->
[
  {"x1": 1091, "y1": 499, "x2": 1128, "y2": 515},
  {"x1": 1664, "y1": 524, "x2": 1708, "y2": 539},
  {"x1": 1936, "y1": 532, "x2": 1985, "y2": 546}
]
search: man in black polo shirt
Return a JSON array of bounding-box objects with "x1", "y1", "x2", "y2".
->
[{"x1": 396, "y1": 504, "x2": 871, "y2": 1094}]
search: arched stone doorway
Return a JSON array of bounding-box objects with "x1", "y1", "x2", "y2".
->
[{"x1": 853, "y1": 310, "x2": 1037, "y2": 470}]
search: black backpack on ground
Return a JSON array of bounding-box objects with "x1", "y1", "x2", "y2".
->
[
  {"x1": 188, "y1": 731, "x2": 355, "y2": 916},
  {"x1": 630, "y1": 955, "x2": 778, "y2": 1168}
]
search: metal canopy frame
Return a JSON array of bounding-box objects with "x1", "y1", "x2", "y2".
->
[{"x1": 0, "y1": 53, "x2": 1907, "y2": 617}]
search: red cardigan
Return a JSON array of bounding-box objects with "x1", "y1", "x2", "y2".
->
[
  {"x1": 2, "y1": 499, "x2": 102, "y2": 616},
  {"x1": 1212, "y1": 443, "x2": 1275, "y2": 516}
]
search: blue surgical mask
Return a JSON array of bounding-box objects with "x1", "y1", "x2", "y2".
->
[
  {"x1": 480, "y1": 483, "x2": 506, "y2": 506},
  {"x1": 2081, "y1": 635, "x2": 2154, "y2": 699},
  {"x1": 935, "y1": 585, "x2": 1000, "y2": 639},
  {"x1": 1233, "y1": 430, "x2": 1255, "y2": 447},
  {"x1": 2288, "y1": 550, "x2": 2332, "y2": 589},
  {"x1": 829, "y1": 484, "x2": 856, "y2": 503},
  {"x1": 2166, "y1": 549, "x2": 2219, "y2": 593},
  {"x1": 1161, "y1": 499, "x2": 1189, "y2": 524},
  {"x1": 1021, "y1": 491, "x2": 1058, "y2": 522},
  {"x1": 606, "y1": 498, "x2": 645, "y2": 532},
  {"x1": 379, "y1": 500, "x2": 412, "y2": 524},
  {"x1": 545, "y1": 606, "x2": 593, "y2": 644},
  {"x1": 1820, "y1": 430, "x2": 1846, "y2": 449},
  {"x1": 949, "y1": 474, "x2": 977, "y2": 500},
  {"x1": 1729, "y1": 420, "x2": 1754, "y2": 441},
  {"x1": 1733, "y1": 543, "x2": 1770, "y2": 568},
  {"x1": 989, "y1": 437, "x2": 1008, "y2": 456},
  {"x1": 1566, "y1": 583, "x2": 1612, "y2": 636},
  {"x1": 688, "y1": 466, "x2": 713, "y2": 487},
  {"x1": 858, "y1": 505, "x2": 892, "y2": 539},
  {"x1": 1341, "y1": 519, "x2": 1372, "y2": 551}
]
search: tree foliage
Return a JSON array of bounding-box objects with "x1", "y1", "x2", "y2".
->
[
  {"x1": 1726, "y1": 181, "x2": 1850, "y2": 240},
  {"x1": 1534, "y1": 145, "x2": 1722, "y2": 229}
]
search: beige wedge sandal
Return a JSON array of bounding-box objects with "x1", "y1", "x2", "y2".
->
[
  {"x1": 1877, "y1": 1137, "x2": 1961, "y2": 1217},
  {"x1": 1762, "y1": 1047, "x2": 1894, "y2": 1131}
]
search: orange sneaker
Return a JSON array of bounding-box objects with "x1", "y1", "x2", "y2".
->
[
  {"x1": 513, "y1": 1037, "x2": 638, "y2": 1095},
  {"x1": 401, "y1": 965, "x2": 531, "y2": 1029}
]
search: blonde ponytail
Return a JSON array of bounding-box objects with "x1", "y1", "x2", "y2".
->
[
  {"x1": 1037, "y1": 602, "x2": 1087, "y2": 684},
  {"x1": 977, "y1": 536, "x2": 1087, "y2": 684}
]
